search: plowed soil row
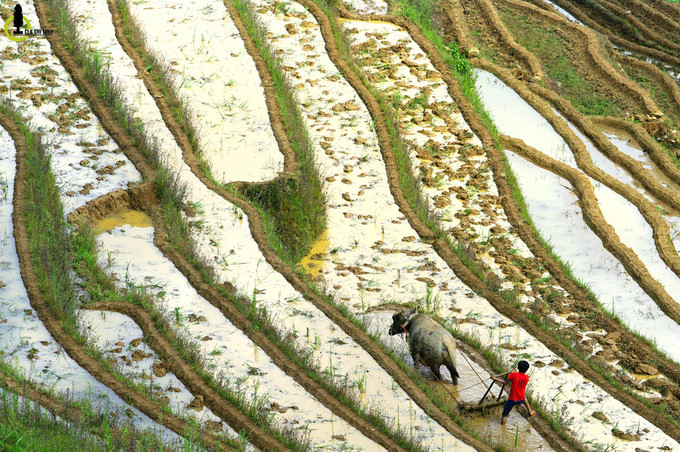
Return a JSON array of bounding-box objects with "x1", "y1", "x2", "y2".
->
[
  {"x1": 435, "y1": 0, "x2": 680, "y2": 437},
  {"x1": 456, "y1": 0, "x2": 680, "y2": 198},
  {"x1": 0, "y1": 109, "x2": 234, "y2": 452},
  {"x1": 305, "y1": 0, "x2": 680, "y2": 446}
]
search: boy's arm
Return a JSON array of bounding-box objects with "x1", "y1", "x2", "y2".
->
[{"x1": 491, "y1": 373, "x2": 510, "y2": 384}]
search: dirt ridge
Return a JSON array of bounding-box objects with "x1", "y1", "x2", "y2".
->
[
  {"x1": 598, "y1": 0, "x2": 680, "y2": 53},
  {"x1": 81, "y1": 300, "x2": 298, "y2": 451},
  {"x1": 620, "y1": 55, "x2": 680, "y2": 120},
  {"x1": 106, "y1": 0, "x2": 297, "y2": 186},
  {"x1": 592, "y1": 115, "x2": 680, "y2": 185},
  {"x1": 474, "y1": 0, "x2": 544, "y2": 80},
  {"x1": 0, "y1": 370, "x2": 117, "y2": 437}
]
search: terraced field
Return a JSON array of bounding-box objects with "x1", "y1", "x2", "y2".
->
[{"x1": 1, "y1": 0, "x2": 680, "y2": 450}]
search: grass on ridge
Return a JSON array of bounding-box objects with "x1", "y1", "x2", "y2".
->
[{"x1": 228, "y1": 0, "x2": 327, "y2": 265}]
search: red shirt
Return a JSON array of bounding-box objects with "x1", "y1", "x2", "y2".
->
[{"x1": 507, "y1": 372, "x2": 529, "y2": 401}]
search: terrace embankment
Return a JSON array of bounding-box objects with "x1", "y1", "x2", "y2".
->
[
  {"x1": 10, "y1": 0, "x2": 680, "y2": 448},
  {"x1": 546, "y1": 0, "x2": 680, "y2": 67},
  {"x1": 67, "y1": 0, "x2": 491, "y2": 448}
]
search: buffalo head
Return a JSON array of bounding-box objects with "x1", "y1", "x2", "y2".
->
[{"x1": 389, "y1": 308, "x2": 416, "y2": 335}]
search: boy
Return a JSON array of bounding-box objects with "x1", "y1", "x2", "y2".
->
[{"x1": 491, "y1": 360, "x2": 535, "y2": 425}]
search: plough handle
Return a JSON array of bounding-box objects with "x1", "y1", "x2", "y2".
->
[{"x1": 479, "y1": 381, "x2": 495, "y2": 404}]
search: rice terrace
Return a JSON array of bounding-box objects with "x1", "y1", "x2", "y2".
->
[{"x1": 1, "y1": 0, "x2": 680, "y2": 449}]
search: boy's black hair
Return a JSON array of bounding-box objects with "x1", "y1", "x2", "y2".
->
[{"x1": 518, "y1": 360, "x2": 530, "y2": 373}]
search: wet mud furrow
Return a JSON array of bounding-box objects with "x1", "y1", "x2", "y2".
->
[
  {"x1": 598, "y1": 0, "x2": 680, "y2": 54},
  {"x1": 284, "y1": 2, "x2": 680, "y2": 448},
  {"x1": 578, "y1": 0, "x2": 680, "y2": 56},
  {"x1": 1, "y1": 109, "x2": 229, "y2": 451},
  {"x1": 614, "y1": 0, "x2": 680, "y2": 38},
  {"x1": 441, "y1": 0, "x2": 475, "y2": 57}
]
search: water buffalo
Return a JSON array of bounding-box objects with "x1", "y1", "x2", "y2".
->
[{"x1": 389, "y1": 308, "x2": 459, "y2": 384}]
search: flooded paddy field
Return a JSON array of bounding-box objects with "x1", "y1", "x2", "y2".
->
[{"x1": 1, "y1": 0, "x2": 680, "y2": 449}]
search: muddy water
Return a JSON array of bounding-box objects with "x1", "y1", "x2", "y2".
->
[
  {"x1": 0, "y1": 128, "x2": 177, "y2": 443},
  {"x1": 95, "y1": 209, "x2": 153, "y2": 233},
  {"x1": 298, "y1": 230, "x2": 329, "y2": 278}
]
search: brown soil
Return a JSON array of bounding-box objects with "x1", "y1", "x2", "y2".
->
[{"x1": 546, "y1": 0, "x2": 680, "y2": 68}]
